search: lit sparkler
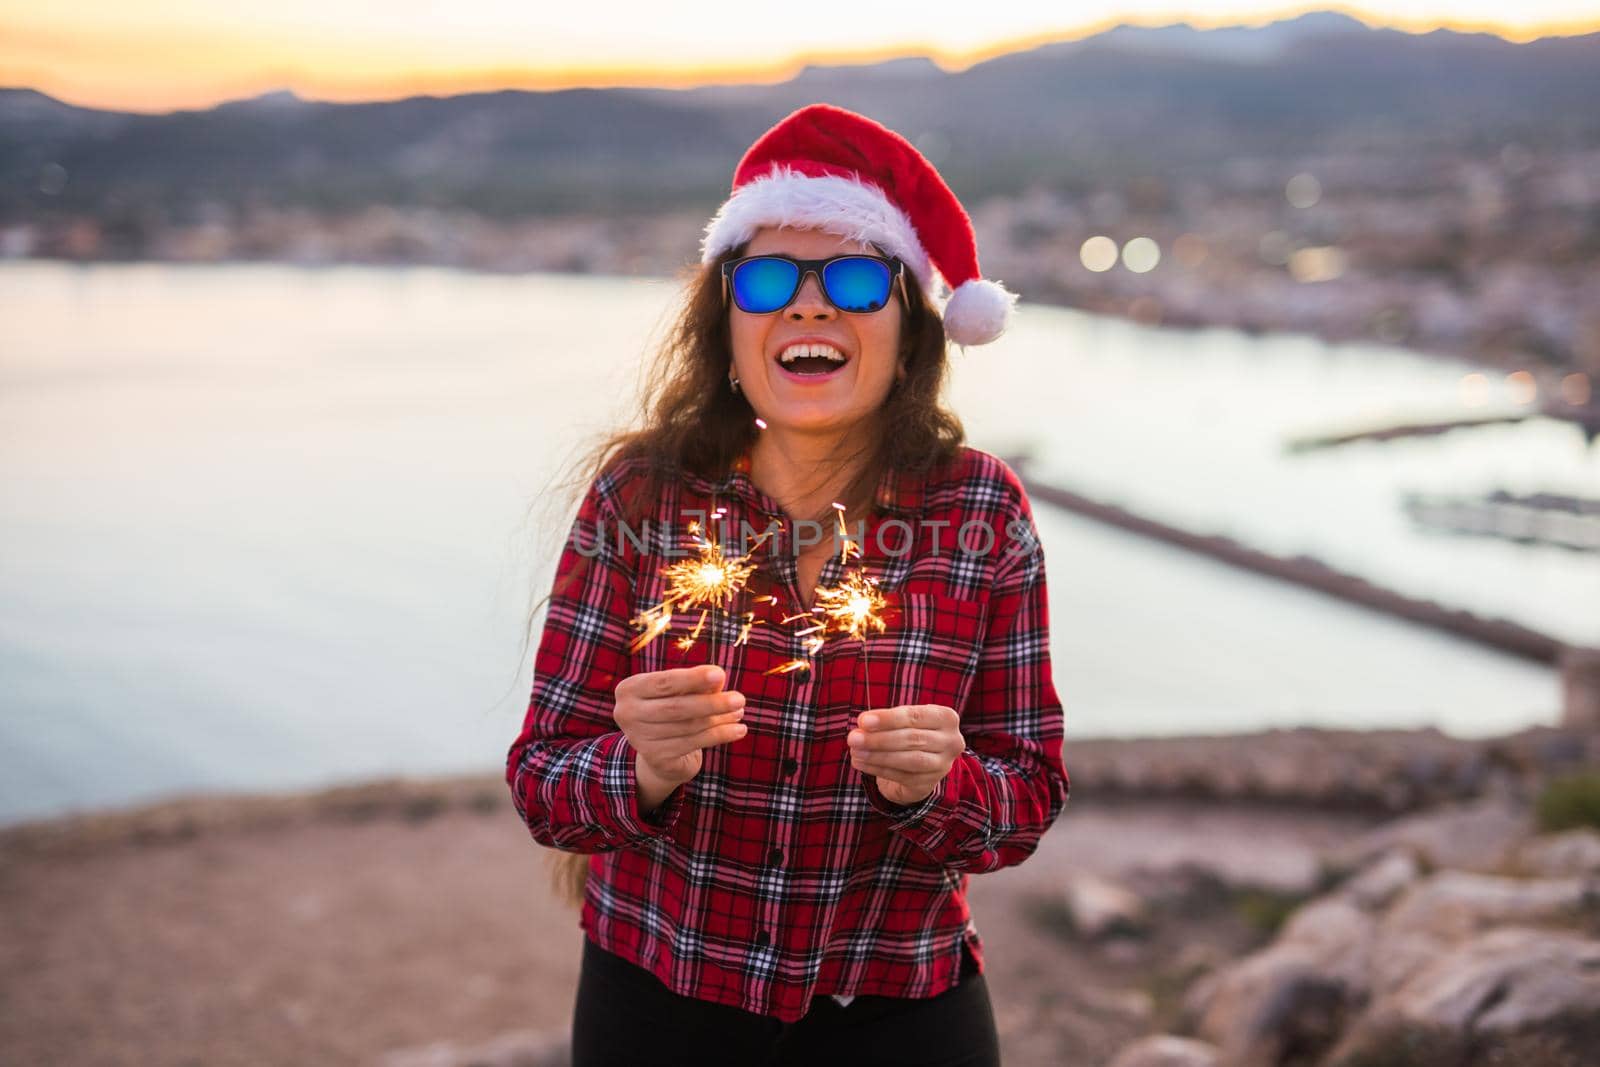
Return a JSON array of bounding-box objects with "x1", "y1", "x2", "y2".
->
[
  {"x1": 762, "y1": 501, "x2": 891, "y2": 700},
  {"x1": 812, "y1": 566, "x2": 889, "y2": 709},
  {"x1": 629, "y1": 512, "x2": 780, "y2": 670},
  {"x1": 812, "y1": 567, "x2": 888, "y2": 645}
]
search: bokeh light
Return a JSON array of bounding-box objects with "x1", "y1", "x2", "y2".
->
[
  {"x1": 1505, "y1": 370, "x2": 1538, "y2": 405},
  {"x1": 1286, "y1": 172, "x2": 1322, "y2": 209},
  {"x1": 1559, "y1": 372, "x2": 1592, "y2": 406},
  {"x1": 1121, "y1": 236, "x2": 1160, "y2": 273},
  {"x1": 1288, "y1": 246, "x2": 1346, "y2": 282},
  {"x1": 1172, "y1": 232, "x2": 1209, "y2": 268},
  {"x1": 1079, "y1": 235, "x2": 1118, "y2": 272}
]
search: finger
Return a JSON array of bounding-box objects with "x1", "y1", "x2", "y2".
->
[
  {"x1": 847, "y1": 727, "x2": 945, "y2": 752},
  {"x1": 850, "y1": 749, "x2": 947, "y2": 775},
  {"x1": 641, "y1": 665, "x2": 726, "y2": 700},
  {"x1": 637, "y1": 690, "x2": 745, "y2": 723},
  {"x1": 857, "y1": 704, "x2": 955, "y2": 733},
  {"x1": 633, "y1": 707, "x2": 745, "y2": 741},
  {"x1": 654, "y1": 720, "x2": 748, "y2": 760}
]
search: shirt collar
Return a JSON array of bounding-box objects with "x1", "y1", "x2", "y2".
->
[{"x1": 681, "y1": 450, "x2": 926, "y2": 519}]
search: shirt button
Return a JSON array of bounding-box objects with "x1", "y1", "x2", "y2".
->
[
  {"x1": 767, "y1": 846, "x2": 783, "y2": 866},
  {"x1": 755, "y1": 930, "x2": 771, "y2": 947},
  {"x1": 781, "y1": 758, "x2": 799, "y2": 777}
]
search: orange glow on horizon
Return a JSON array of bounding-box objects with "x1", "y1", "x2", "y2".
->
[{"x1": 2, "y1": 3, "x2": 1598, "y2": 114}]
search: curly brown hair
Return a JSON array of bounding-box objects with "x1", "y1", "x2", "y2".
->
[{"x1": 518, "y1": 236, "x2": 965, "y2": 908}]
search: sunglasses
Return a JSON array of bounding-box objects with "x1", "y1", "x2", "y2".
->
[{"x1": 721, "y1": 254, "x2": 909, "y2": 315}]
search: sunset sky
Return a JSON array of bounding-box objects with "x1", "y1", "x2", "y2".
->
[{"x1": 3, "y1": 1, "x2": 1597, "y2": 113}]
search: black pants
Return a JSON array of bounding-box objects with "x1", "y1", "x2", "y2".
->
[{"x1": 571, "y1": 936, "x2": 1002, "y2": 1067}]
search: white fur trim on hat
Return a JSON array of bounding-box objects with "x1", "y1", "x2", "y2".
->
[
  {"x1": 700, "y1": 163, "x2": 941, "y2": 302},
  {"x1": 943, "y1": 278, "x2": 1017, "y2": 347}
]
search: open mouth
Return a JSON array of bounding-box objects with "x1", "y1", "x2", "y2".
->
[{"x1": 775, "y1": 341, "x2": 850, "y2": 379}]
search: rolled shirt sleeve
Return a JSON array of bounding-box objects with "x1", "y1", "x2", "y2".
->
[
  {"x1": 505, "y1": 469, "x2": 686, "y2": 852},
  {"x1": 863, "y1": 483, "x2": 1069, "y2": 872}
]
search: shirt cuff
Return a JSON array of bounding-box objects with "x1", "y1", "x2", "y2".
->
[
  {"x1": 601, "y1": 731, "x2": 686, "y2": 843},
  {"x1": 862, "y1": 767, "x2": 952, "y2": 831}
]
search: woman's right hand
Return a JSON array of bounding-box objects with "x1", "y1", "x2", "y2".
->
[{"x1": 613, "y1": 664, "x2": 747, "y2": 788}]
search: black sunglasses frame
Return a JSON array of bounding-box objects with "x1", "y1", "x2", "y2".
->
[{"x1": 720, "y1": 253, "x2": 910, "y2": 315}]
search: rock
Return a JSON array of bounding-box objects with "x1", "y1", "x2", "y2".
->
[
  {"x1": 1328, "y1": 928, "x2": 1600, "y2": 1065},
  {"x1": 1274, "y1": 896, "x2": 1374, "y2": 988},
  {"x1": 1060, "y1": 726, "x2": 1511, "y2": 812},
  {"x1": 1123, "y1": 862, "x2": 1231, "y2": 913},
  {"x1": 1170, "y1": 941, "x2": 1229, "y2": 985},
  {"x1": 1394, "y1": 927, "x2": 1600, "y2": 1032},
  {"x1": 1326, "y1": 798, "x2": 1532, "y2": 877},
  {"x1": 1063, "y1": 871, "x2": 1149, "y2": 939},
  {"x1": 1371, "y1": 870, "x2": 1597, "y2": 996},
  {"x1": 1184, "y1": 861, "x2": 1600, "y2": 1067},
  {"x1": 1182, "y1": 945, "x2": 1349, "y2": 1067},
  {"x1": 1516, "y1": 828, "x2": 1600, "y2": 878},
  {"x1": 1181, "y1": 879, "x2": 1380, "y2": 1063},
  {"x1": 1106, "y1": 1034, "x2": 1220, "y2": 1067},
  {"x1": 1337, "y1": 849, "x2": 1420, "y2": 911}
]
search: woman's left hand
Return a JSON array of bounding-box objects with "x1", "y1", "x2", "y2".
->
[{"x1": 848, "y1": 704, "x2": 965, "y2": 806}]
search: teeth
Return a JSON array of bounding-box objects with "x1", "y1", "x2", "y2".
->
[{"x1": 779, "y1": 343, "x2": 847, "y2": 364}]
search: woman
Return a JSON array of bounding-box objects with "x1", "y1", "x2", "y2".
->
[{"x1": 506, "y1": 103, "x2": 1069, "y2": 1066}]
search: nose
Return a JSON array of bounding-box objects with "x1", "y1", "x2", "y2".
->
[{"x1": 785, "y1": 269, "x2": 835, "y2": 319}]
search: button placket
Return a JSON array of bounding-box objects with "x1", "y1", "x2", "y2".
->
[{"x1": 761, "y1": 543, "x2": 816, "y2": 951}]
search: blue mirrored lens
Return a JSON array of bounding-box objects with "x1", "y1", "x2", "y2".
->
[
  {"x1": 821, "y1": 257, "x2": 892, "y2": 312},
  {"x1": 731, "y1": 258, "x2": 800, "y2": 313}
]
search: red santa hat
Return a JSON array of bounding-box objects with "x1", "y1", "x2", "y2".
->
[{"x1": 699, "y1": 103, "x2": 1017, "y2": 348}]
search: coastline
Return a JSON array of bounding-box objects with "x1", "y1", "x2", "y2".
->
[
  {"x1": 3, "y1": 723, "x2": 1595, "y2": 1066},
  {"x1": 4, "y1": 722, "x2": 1593, "y2": 858}
]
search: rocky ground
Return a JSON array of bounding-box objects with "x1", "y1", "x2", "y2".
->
[{"x1": 1, "y1": 725, "x2": 1596, "y2": 1067}]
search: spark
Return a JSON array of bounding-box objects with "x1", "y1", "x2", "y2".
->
[
  {"x1": 658, "y1": 519, "x2": 757, "y2": 613},
  {"x1": 806, "y1": 500, "x2": 890, "y2": 709},
  {"x1": 628, "y1": 600, "x2": 673, "y2": 654},
  {"x1": 812, "y1": 568, "x2": 888, "y2": 644},
  {"x1": 832, "y1": 500, "x2": 862, "y2": 565},
  {"x1": 629, "y1": 516, "x2": 781, "y2": 657},
  {"x1": 673, "y1": 609, "x2": 708, "y2": 652}
]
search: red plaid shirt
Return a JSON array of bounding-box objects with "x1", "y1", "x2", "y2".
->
[{"x1": 505, "y1": 445, "x2": 1069, "y2": 1022}]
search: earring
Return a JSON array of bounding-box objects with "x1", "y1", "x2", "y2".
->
[{"x1": 729, "y1": 374, "x2": 742, "y2": 395}]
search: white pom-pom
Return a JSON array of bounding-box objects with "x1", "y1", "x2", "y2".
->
[{"x1": 942, "y1": 278, "x2": 1016, "y2": 347}]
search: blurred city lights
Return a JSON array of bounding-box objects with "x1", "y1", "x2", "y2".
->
[
  {"x1": 1505, "y1": 370, "x2": 1538, "y2": 405},
  {"x1": 1172, "y1": 232, "x2": 1208, "y2": 268},
  {"x1": 1080, "y1": 235, "x2": 1118, "y2": 272},
  {"x1": 1286, "y1": 172, "x2": 1321, "y2": 209},
  {"x1": 1560, "y1": 372, "x2": 1592, "y2": 406},
  {"x1": 1288, "y1": 246, "x2": 1346, "y2": 283},
  {"x1": 1121, "y1": 236, "x2": 1160, "y2": 273}
]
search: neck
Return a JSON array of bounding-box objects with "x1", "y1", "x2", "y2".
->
[{"x1": 749, "y1": 422, "x2": 874, "y2": 531}]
